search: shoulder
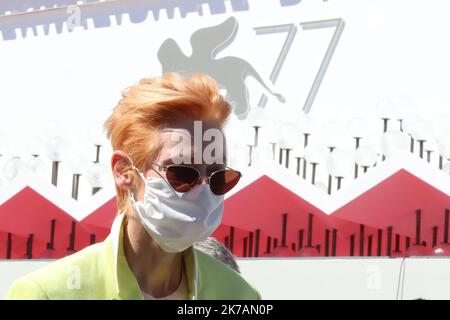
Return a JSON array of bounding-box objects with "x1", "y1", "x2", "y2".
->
[
  {"x1": 194, "y1": 249, "x2": 261, "y2": 300},
  {"x1": 4, "y1": 274, "x2": 49, "y2": 300},
  {"x1": 5, "y1": 241, "x2": 112, "y2": 300}
]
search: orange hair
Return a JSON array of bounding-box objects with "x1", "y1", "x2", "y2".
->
[{"x1": 104, "y1": 72, "x2": 232, "y2": 213}]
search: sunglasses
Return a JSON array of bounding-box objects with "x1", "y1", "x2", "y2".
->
[{"x1": 149, "y1": 163, "x2": 242, "y2": 195}]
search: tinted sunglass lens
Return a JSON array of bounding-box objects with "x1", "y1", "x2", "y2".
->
[
  {"x1": 210, "y1": 170, "x2": 241, "y2": 195},
  {"x1": 166, "y1": 166, "x2": 199, "y2": 192}
]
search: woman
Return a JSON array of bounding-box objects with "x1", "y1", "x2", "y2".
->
[{"x1": 6, "y1": 73, "x2": 260, "y2": 300}]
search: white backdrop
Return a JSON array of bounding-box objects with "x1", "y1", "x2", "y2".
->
[{"x1": 2, "y1": 0, "x2": 450, "y2": 130}]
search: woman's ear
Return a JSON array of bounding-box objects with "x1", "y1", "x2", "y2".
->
[{"x1": 111, "y1": 150, "x2": 134, "y2": 191}]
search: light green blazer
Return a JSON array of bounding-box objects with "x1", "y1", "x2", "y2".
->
[{"x1": 5, "y1": 213, "x2": 260, "y2": 300}]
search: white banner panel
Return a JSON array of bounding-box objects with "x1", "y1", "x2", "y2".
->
[{"x1": 2, "y1": 257, "x2": 450, "y2": 299}]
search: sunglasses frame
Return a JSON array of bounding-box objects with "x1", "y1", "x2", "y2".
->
[{"x1": 135, "y1": 162, "x2": 242, "y2": 195}]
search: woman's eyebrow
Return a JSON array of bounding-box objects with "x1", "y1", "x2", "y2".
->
[{"x1": 161, "y1": 158, "x2": 175, "y2": 166}]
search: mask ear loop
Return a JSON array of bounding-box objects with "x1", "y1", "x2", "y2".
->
[
  {"x1": 126, "y1": 157, "x2": 146, "y2": 183},
  {"x1": 125, "y1": 156, "x2": 147, "y2": 203}
]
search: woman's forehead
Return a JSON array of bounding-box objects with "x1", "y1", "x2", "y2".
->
[{"x1": 157, "y1": 127, "x2": 227, "y2": 165}]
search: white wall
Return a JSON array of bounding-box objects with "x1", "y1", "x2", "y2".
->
[
  {"x1": 238, "y1": 257, "x2": 450, "y2": 300},
  {"x1": 2, "y1": 257, "x2": 450, "y2": 299}
]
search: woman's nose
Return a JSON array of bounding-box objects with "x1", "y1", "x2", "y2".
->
[{"x1": 196, "y1": 176, "x2": 209, "y2": 185}]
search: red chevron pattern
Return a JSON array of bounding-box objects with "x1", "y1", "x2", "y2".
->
[{"x1": 1, "y1": 165, "x2": 449, "y2": 259}]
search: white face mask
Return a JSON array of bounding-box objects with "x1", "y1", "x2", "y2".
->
[{"x1": 129, "y1": 167, "x2": 225, "y2": 253}]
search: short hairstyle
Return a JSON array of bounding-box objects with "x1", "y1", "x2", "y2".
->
[
  {"x1": 194, "y1": 237, "x2": 240, "y2": 273},
  {"x1": 104, "y1": 73, "x2": 232, "y2": 212}
]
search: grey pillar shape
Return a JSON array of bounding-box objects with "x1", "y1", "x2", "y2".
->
[{"x1": 51, "y1": 161, "x2": 60, "y2": 186}]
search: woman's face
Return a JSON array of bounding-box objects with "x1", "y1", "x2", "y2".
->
[{"x1": 133, "y1": 120, "x2": 227, "y2": 202}]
